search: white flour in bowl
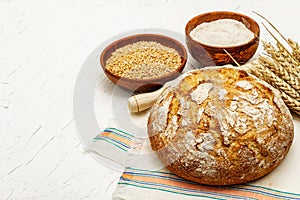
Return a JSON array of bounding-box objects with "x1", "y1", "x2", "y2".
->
[{"x1": 190, "y1": 19, "x2": 255, "y2": 47}]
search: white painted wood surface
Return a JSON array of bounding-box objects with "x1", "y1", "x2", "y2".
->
[{"x1": 1, "y1": 0, "x2": 300, "y2": 199}]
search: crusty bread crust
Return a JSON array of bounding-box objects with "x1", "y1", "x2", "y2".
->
[{"x1": 147, "y1": 66, "x2": 294, "y2": 185}]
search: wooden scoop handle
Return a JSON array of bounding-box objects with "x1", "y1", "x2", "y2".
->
[{"x1": 128, "y1": 87, "x2": 166, "y2": 113}]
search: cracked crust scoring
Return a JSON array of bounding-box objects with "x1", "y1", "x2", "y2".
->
[{"x1": 147, "y1": 66, "x2": 294, "y2": 185}]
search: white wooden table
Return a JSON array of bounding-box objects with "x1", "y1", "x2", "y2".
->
[{"x1": 1, "y1": 0, "x2": 300, "y2": 199}]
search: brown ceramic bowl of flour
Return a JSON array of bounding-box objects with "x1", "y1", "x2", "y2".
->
[
  {"x1": 185, "y1": 11, "x2": 260, "y2": 66},
  {"x1": 101, "y1": 33, "x2": 187, "y2": 93}
]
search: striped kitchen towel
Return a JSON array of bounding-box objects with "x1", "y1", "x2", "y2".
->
[
  {"x1": 89, "y1": 128, "x2": 135, "y2": 166},
  {"x1": 113, "y1": 167, "x2": 300, "y2": 200},
  {"x1": 89, "y1": 127, "x2": 164, "y2": 170},
  {"x1": 93, "y1": 127, "x2": 134, "y2": 152},
  {"x1": 90, "y1": 128, "x2": 300, "y2": 200}
]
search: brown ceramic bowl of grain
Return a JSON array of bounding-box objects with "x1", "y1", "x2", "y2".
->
[
  {"x1": 185, "y1": 11, "x2": 260, "y2": 66},
  {"x1": 100, "y1": 33, "x2": 187, "y2": 93}
]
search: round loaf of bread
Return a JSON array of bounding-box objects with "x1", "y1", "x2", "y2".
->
[{"x1": 147, "y1": 66, "x2": 294, "y2": 185}]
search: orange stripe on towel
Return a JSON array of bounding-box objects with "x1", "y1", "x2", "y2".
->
[
  {"x1": 101, "y1": 131, "x2": 132, "y2": 146},
  {"x1": 122, "y1": 173, "x2": 277, "y2": 200}
]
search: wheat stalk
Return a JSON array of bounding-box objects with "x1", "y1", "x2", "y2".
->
[
  {"x1": 253, "y1": 11, "x2": 290, "y2": 45},
  {"x1": 262, "y1": 41, "x2": 300, "y2": 78},
  {"x1": 276, "y1": 42, "x2": 300, "y2": 76},
  {"x1": 258, "y1": 56, "x2": 300, "y2": 91},
  {"x1": 252, "y1": 62, "x2": 300, "y2": 101},
  {"x1": 261, "y1": 23, "x2": 300, "y2": 65},
  {"x1": 249, "y1": 11, "x2": 300, "y2": 116},
  {"x1": 253, "y1": 10, "x2": 300, "y2": 65},
  {"x1": 280, "y1": 91, "x2": 300, "y2": 115},
  {"x1": 287, "y1": 39, "x2": 300, "y2": 63}
]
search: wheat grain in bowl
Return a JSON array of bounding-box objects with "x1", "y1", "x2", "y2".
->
[
  {"x1": 100, "y1": 33, "x2": 187, "y2": 92},
  {"x1": 105, "y1": 41, "x2": 182, "y2": 80}
]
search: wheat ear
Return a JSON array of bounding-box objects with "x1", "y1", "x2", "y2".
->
[
  {"x1": 280, "y1": 91, "x2": 300, "y2": 115},
  {"x1": 276, "y1": 42, "x2": 300, "y2": 76},
  {"x1": 262, "y1": 41, "x2": 300, "y2": 77},
  {"x1": 258, "y1": 56, "x2": 300, "y2": 91},
  {"x1": 287, "y1": 39, "x2": 300, "y2": 64},
  {"x1": 252, "y1": 62, "x2": 300, "y2": 101}
]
